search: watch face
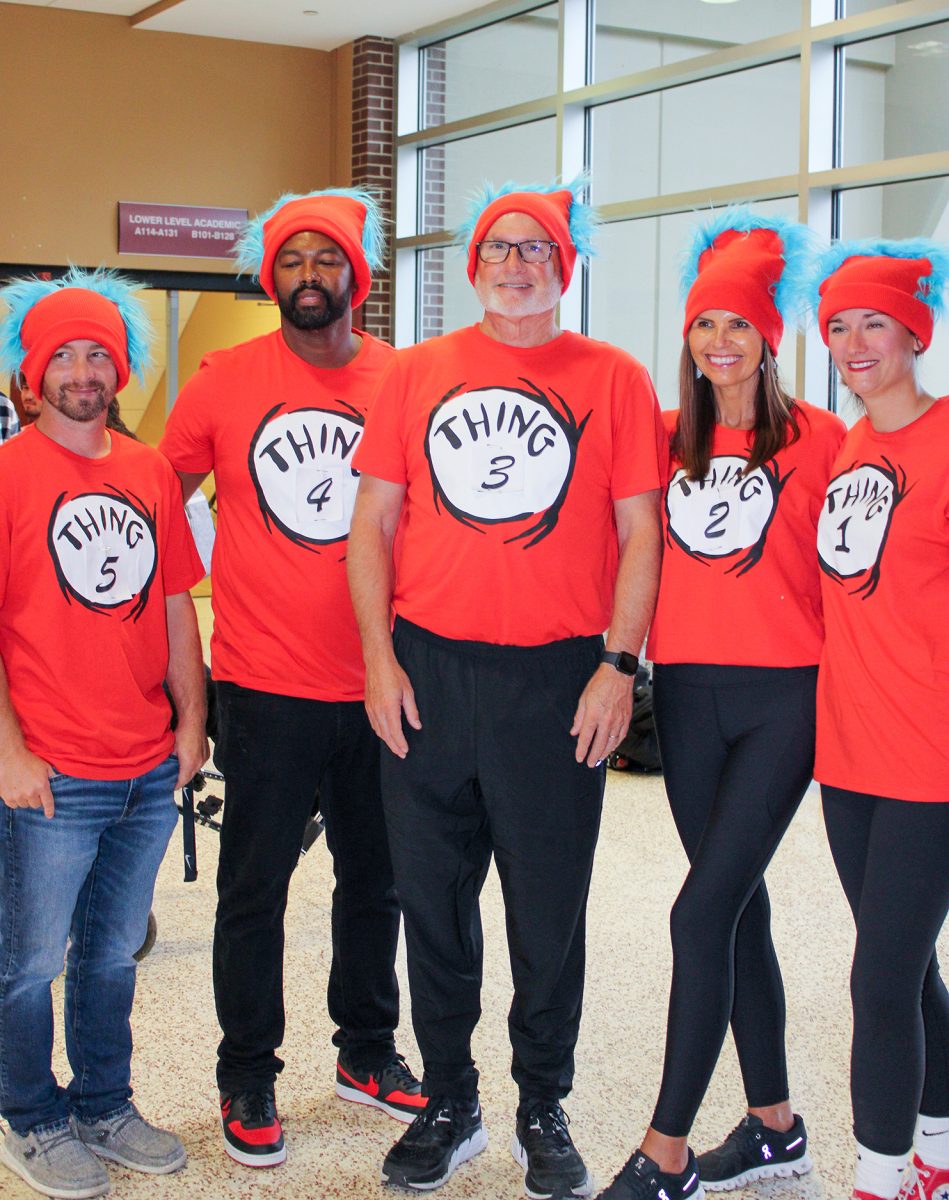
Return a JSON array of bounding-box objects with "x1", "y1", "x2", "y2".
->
[{"x1": 604, "y1": 650, "x2": 638, "y2": 676}]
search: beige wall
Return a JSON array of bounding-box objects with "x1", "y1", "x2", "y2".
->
[{"x1": 0, "y1": 4, "x2": 352, "y2": 273}]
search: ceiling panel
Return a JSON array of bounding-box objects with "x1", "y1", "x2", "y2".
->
[{"x1": 0, "y1": 0, "x2": 499, "y2": 49}]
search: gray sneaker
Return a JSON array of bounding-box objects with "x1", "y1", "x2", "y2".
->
[
  {"x1": 0, "y1": 1116, "x2": 110, "y2": 1199},
  {"x1": 76, "y1": 1104, "x2": 186, "y2": 1175}
]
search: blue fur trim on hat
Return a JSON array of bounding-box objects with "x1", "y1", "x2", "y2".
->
[
  {"x1": 231, "y1": 188, "x2": 386, "y2": 279},
  {"x1": 454, "y1": 174, "x2": 600, "y2": 258},
  {"x1": 679, "y1": 205, "x2": 815, "y2": 325},
  {"x1": 0, "y1": 266, "x2": 152, "y2": 383},
  {"x1": 796, "y1": 236, "x2": 949, "y2": 325}
]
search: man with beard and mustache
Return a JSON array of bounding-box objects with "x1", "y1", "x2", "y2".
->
[
  {"x1": 160, "y1": 190, "x2": 423, "y2": 1169},
  {"x1": 0, "y1": 270, "x2": 207, "y2": 1200}
]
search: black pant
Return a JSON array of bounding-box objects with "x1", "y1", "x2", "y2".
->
[
  {"x1": 213, "y1": 682, "x2": 400, "y2": 1093},
  {"x1": 823, "y1": 785, "x2": 949, "y2": 1155},
  {"x1": 650, "y1": 663, "x2": 817, "y2": 1137},
  {"x1": 381, "y1": 618, "x2": 604, "y2": 1104}
]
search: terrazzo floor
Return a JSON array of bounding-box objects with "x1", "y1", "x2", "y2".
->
[{"x1": 7, "y1": 598, "x2": 941, "y2": 1199}]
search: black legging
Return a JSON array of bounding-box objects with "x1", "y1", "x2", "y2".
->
[
  {"x1": 650, "y1": 663, "x2": 818, "y2": 1137},
  {"x1": 822, "y1": 785, "x2": 949, "y2": 1155}
]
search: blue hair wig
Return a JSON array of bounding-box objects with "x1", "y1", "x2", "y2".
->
[
  {"x1": 453, "y1": 174, "x2": 600, "y2": 259},
  {"x1": 795, "y1": 236, "x2": 949, "y2": 325},
  {"x1": 231, "y1": 187, "x2": 386, "y2": 280},
  {"x1": 0, "y1": 265, "x2": 152, "y2": 383},
  {"x1": 680, "y1": 205, "x2": 816, "y2": 326}
]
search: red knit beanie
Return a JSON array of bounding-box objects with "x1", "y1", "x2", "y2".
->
[
  {"x1": 467, "y1": 189, "x2": 578, "y2": 293},
  {"x1": 20, "y1": 288, "x2": 131, "y2": 396},
  {"x1": 684, "y1": 225, "x2": 787, "y2": 355},
  {"x1": 817, "y1": 253, "x2": 936, "y2": 349},
  {"x1": 258, "y1": 193, "x2": 374, "y2": 307}
]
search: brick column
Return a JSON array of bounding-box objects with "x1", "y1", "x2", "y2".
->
[
  {"x1": 419, "y1": 43, "x2": 447, "y2": 341},
  {"x1": 351, "y1": 36, "x2": 396, "y2": 342}
]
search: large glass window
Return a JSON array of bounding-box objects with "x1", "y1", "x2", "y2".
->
[
  {"x1": 399, "y1": 0, "x2": 949, "y2": 410},
  {"x1": 594, "y1": 0, "x2": 800, "y2": 82},
  {"x1": 588, "y1": 199, "x2": 799, "y2": 407},
  {"x1": 421, "y1": 5, "x2": 559, "y2": 128},
  {"x1": 419, "y1": 119, "x2": 558, "y2": 235},
  {"x1": 841, "y1": 22, "x2": 949, "y2": 167},
  {"x1": 591, "y1": 61, "x2": 800, "y2": 205},
  {"x1": 837, "y1": 179, "x2": 949, "y2": 397}
]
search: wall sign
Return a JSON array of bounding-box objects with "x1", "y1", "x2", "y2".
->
[{"x1": 118, "y1": 202, "x2": 248, "y2": 259}]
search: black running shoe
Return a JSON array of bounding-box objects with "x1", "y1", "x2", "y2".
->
[
  {"x1": 219, "y1": 1088, "x2": 286, "y2": 1168},
  {"x1": 512, "y1": 1100, "x2": 593, "y2": 1199},
  {"x1": 697, "y1": 1114, "x2": 811, "y2": 1191},
  {"x1": 336, "y1": 1051, "x2": 427, "y2": 1123},
  {"x1": 598, "y1": 1149, "x2": 704, "y2": 1200},
  {"x1": 382, "y1": 1096, "x2": 487, "y2": 1190}
]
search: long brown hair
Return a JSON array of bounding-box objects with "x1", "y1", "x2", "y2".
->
[{"x1": 670, "y1": 342, "x2": 800, "y2": 482}]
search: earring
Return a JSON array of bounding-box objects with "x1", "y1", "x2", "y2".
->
[
  {"x1": 759, "y1": 361, "x2": 765, "y2": 372},
  {"x1": 695, "y1": 366, "x2": 703, "y2": 379}
]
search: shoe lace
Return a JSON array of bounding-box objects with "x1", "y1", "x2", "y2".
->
[
  {"x1": 898, "y1": 1162, "x2": 929, "y2": 1200},
  {"x1": 36, "y1": 1124, "x2": 79, "y2": 1157},
  {"x1": 236, "y1": 1090, "x2": 275, "y2": 1125},
  {"x1": 385, "y1": 1054, "x2": 418, "y2": 1089},
  {"x1": 524, "y1": 1101, "x2": 571, "y2": 1148},
  {"x1": 719, "y1": 1116, "x2": 758, "y2": 1156}
]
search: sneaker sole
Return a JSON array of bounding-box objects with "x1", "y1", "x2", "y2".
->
[
  {"x1": 701, "y1": 1153, "x2": 813, "y2": 1192},
  {"x1": 381, "y1": 1124, "x2": 488, "y2": 1190},
  {"x1": 336, "y1": 1080, "x2": 425, "y2": 1125},
  {"x1": 510, "y1": 1135, "x2": 594, "y2": 1200},
  {"x1": 83, "y1": 1142, "x2": 187, "y2": 1174},
  {"x1": 222, "y1": 1132, "x2": 287, "y2": 1169},
  {"x1": 0, "y1": 1142, "x2": 109, "y2": 1200}
]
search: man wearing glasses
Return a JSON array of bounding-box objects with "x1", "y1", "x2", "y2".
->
[{"x1": 348, "y1": 181, "x2": 666, "y2": 1198}]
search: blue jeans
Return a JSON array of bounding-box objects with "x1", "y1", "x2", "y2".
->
[{"x1": 0, "y1": 755, "x2": 179, "y2": 1133}]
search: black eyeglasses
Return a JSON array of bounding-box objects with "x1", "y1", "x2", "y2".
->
[{"x1": 476, "y1": 240, "x2": 559, "y2": 264}]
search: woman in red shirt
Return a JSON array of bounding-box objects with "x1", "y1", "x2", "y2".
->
[
  {"x1": 601, "y1": 209, "x2": 845, "y2": 1200},
  {"x1": 810, "y1": 239, "x2": 949, "y2": 1200}
]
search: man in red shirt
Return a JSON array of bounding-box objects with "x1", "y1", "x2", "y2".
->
[
  {"x1": 160, "y1": 190, "x2": 423, "y2": 1169},
  {"x1": 348, "y1": 180, "x2": 666, "y2": 1197},
  {"x1": 0, "y1": 270, "x2": 208, "y2": 1200}
]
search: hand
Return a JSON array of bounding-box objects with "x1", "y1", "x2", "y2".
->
[
  {"x1": 173, "y1": 719, "x2": 210, "y2": 789},
  {"x1": 364, "y1": 649, "x2": 421, "y2": 759},
  {"x1": 570, "y1": 663, "x2": 634, "y2": 768},
  {"x1": 0, "y1": 743, "x2": 56, "y2": 818}
]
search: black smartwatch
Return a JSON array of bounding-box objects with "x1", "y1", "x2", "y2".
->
[{"x1": 601, "y1": 650, "x2": 639, "y2": 677}]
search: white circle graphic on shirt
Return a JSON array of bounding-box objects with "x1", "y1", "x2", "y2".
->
[
  {"x1": 818, "y1": 460, "x2": 905, "y2": 591},
  {"x1": 249, "y1": 404, "x2": 364, "y2": 548},
  {"x1": 425, "y1": 384, "x2": 578, "y2": 532},
  {"x1": 666, "y1": 456, "x2": 780, "y2": 570},
  {"x1": 49, "y1": 490, "x2": 158, "y2": 618}
]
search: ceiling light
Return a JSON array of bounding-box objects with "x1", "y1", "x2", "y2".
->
[{"x1": 699, "y1": 0, "x2": 740, "y2": 5}]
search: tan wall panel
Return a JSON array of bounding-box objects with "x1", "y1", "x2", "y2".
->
[
  {"x1": 332, "y1": 42, "x2": 355, "y2": 187},
  {"x1": 0, "y1": 4, "x2": 344, "y2": 273}
]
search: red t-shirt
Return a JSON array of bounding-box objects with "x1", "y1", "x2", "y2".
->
[
  {"x1": 648, "y1": 401, "x2": 846, "y2": 666},
  {"x1": 354, "y1": 324, "x2": 668, "y2": 646},
  {"x1": 0, "y1": 426, "x2": 203, "y2": 779},
  {"x1": 815, "y1": 397, "x2": 949, "y2": 803},
  {"x1": 160, "y1": 329, "x2": 393, "y2": 701}
]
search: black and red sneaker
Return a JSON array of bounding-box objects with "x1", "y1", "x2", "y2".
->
[
  {"x1": 220, "y1": 1088, "x2": 286, "y2": 1167},
  {"x1": 336, "y1": 1052, "x2": 427, "y2": 1123}
]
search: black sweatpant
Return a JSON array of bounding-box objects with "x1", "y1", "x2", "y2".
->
[
  {"x1": 213, "y1": 682, "x2": 401, "y2": 1093},
  {"x1": 381, "y1": 618, "x2": 605, "y2": 1104},
  {"x1": 650, "y1": 663, "x2": 818, "y2": 1137},
  {"x1": 822, "y1": 785, "x2": 949, "y2": 1155}
]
